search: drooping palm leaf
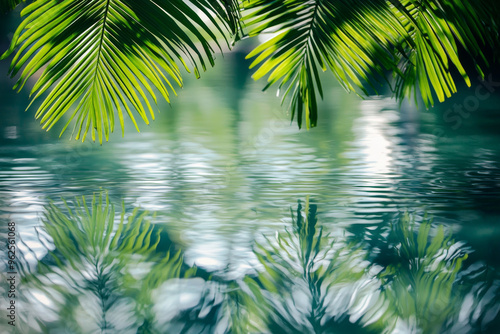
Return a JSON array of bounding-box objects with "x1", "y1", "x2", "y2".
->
[
  {"x1": 242, "y1": 0, "x2": 399, "y2": 129},
  {"x1": 2, "y1": 0, "x2": 498, "y2": 136},
  {"x1": 242, "y1": 0, "x2": 498, "y2": 128},
  {"x1": 391, "y1": 0, "x2": 497, "y2": 107},
  {"x1": 1, "y1": 0, "x2": 239, "y2": 143}
]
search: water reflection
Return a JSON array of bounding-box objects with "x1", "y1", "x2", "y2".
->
[
  {"x1": 367, "y1": 213, "x2": 468, "y2": 333},
  {"x1": 244, "y1": 199, "x2": 373, "y2": 333},
  {"x1": 12, "y1": 195, "x2": 500, "y2": 333},
  {"x1": 16, "y1": 194, "x2": 198, "y2": 333}
]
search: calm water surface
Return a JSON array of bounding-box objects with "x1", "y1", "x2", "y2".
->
[{"x1": 1, "y1": 55, "x2": 500, "y2": 333}]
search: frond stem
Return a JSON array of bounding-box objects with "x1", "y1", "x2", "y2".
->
[
  {"x1": 302, "y1": 0, "x2": 322, "y2": 61},
  {"x1": 92, "y1": 0, "x2": 112, "y2": 89}
]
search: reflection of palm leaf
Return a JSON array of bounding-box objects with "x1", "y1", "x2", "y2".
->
[
  {"x1": 367, "y1": 212, "x2": 468, "y2": 333},
  {"x1": 243, "y1": 0, "x2": 497, "y2": 128},
  {"x1": 40, "y1": 194, "x2": 160, "y2": 267},
  {"x1": 454, "y1": 266, "x2": 500, "y2": 333},
  {"x1": 246, "y1": 198, "x2": 369, "y2": 333},
  {"x1": 14, "y1": 196, "x2": 500, "y2": 332},
  {"x1": 1, "y1": 0, "x2": 239, "y2": 143},
  {"x1": 20, "y1": 193, "x2": 191, "y2": 333}
]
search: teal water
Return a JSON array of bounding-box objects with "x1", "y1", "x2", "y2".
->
[{"x1": 1, "y1": 51, "x2": 500, "y2": 333}]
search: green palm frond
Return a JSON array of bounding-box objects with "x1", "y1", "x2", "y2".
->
[
  {"x1": 391, "y1": 0, "x2": 496, "y2": 106},
  {"x1": 1, "y1": 0, "x2": 239, "y2": 143},
  {"x1": 243, "y1": 0, "x2": 399, "y2": 129},
  {"x1": 243, "y1": 0, "x2": 497, "y2": 128},
  {"x1": 2, "y1": 0, "x2": 498, "y2": 135}
]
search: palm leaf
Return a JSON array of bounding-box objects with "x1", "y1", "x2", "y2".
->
[
  {"x1": 391, "y1": 0, "x2": 497, "y2": 107},
  {"x1": 243, "y1": 0, "x2": 399, "y2": 129},
  {"x1": 242, "y1": 0, "x2": 497, "y2": 128},
  {"x1": 1, "y1": 0, "x2": 239, "y2": 143}
]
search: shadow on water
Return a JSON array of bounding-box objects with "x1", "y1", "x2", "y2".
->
[{"x1": 5, "y1": 194, "x2": 500, "y2": 333}]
